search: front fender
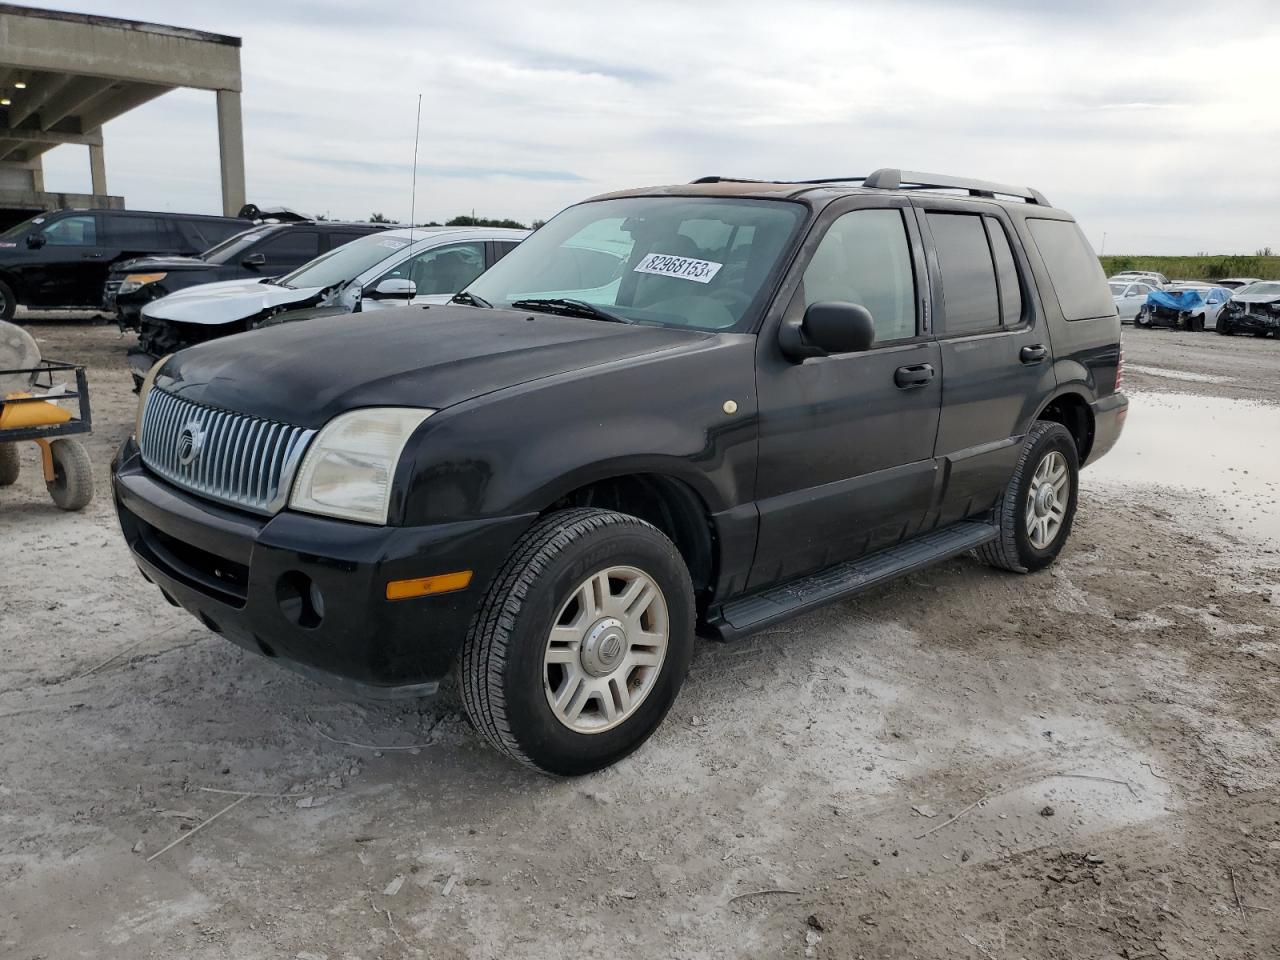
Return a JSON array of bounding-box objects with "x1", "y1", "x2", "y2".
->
[{"x1": 392, "y1": 336, "x2": 759, "y2": 526}]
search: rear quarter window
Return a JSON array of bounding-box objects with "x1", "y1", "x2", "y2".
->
[{"x1": 1026, "y1": 218, "x2": 1113, "y2": 321}]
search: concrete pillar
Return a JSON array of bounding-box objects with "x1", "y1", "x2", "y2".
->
[
  {"x1": 32, "y1": 158, "x2": 45, "y2": 194},
  {"x1": 88, "y1": 140, "x2": 107, "y2": 196},
  {"x1": 215, "y1": 88, "x2": 246, "y2": 216}
]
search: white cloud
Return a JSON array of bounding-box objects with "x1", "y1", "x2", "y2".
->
[{"x1": 30, "y1": 0, "x2": 1280, "y2": 253}]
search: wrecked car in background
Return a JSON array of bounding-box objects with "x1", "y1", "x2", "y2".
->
[
  {"x1": 107, "y1": 221, "x2": 390, "y2": 330},
  {"x1": 1134, "y1": 283, "x2": 1231, "y2": 331},
  {"x1": 1109, "y1": 278, "x2": 1158, "y2": 322},
  {"x1": 130, "y1": 226, "x2": 527, "y2": 383},
  {"x1": 1217, "y1": 280, "x2": 1280, "y2": 338}
]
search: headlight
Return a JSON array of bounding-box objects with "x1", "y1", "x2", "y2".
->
[
  {"x1": 289, "y1": 407, "x2": 434, "y2": 525},
  {"x1": 119, "y1": 272, "x2": 167, "y2": 294},
  {"x1": 134, "y1": 354, "x2": 171, "y2": 440}
]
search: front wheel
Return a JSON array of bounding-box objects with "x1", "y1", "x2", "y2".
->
[
  {"x1": 0, "y1": 279, "x2": 16, "y2": 322},
  {"x1": 46, "y1": 438, "x2": 94, "y2": 511},
  {"x1": 977, "y1": 421, "x2": 1080, "y2": 574},
  {"x1": 460, "y1": 508, "x2": 695, "y2": 775},
  {"x1": 1218, "y1": 320, "x2": 1233, "y2": 335}
]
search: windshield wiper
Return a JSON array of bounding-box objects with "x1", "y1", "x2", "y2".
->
[
  {"x1": 450, "y1": 290, "x2": 492, "y2": 308},
  {"x1": 510, "y1": 298, "x2": 632, "y2": 324}
]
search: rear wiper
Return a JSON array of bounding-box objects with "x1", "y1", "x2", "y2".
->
[
  {"x1": 450, "y1": 290, "x2": 491, "y2": 308},
  {"x1": 510, "y1": 298, "x2": 632, "y2": 324}
]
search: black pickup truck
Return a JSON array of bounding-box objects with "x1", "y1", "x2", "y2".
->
[{"x1": 112, "y1": 169, "x2": 1127, "y2": 775}]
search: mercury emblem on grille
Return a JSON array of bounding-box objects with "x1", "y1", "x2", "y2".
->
[{"x1": 177, "y1": 421, "x2": 205, "y2": 467}]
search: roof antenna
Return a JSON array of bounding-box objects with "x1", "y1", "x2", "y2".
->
[{"x1": 408, "y1": 92, "x2": 422, "y2": 248}]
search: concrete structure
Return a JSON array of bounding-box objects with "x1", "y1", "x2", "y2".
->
[{"x1": 0, "y1": 4, "x2": 244, "y2": 227}]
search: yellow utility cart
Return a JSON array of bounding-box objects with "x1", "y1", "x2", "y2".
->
[{"x1": 0, "y1": 358, "x2": 94, "y2": 511}]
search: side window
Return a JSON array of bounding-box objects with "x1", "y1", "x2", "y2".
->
[
  {"x1": 41, "y1": 215, "x2": 97, "y2": 246},
  {"x1": 326, "y1": 231, "x2": 369, "y2": 250},
  {"x1": 255, "y1": 230, "x2": 321, "y2": 268},
  {"x1": 926, "y1": 212, "x2": 1000, "y2": 335},
  {"x1": 377, "y1": 242, "x2": 485, "y2": 296},
  {"x1": 802, "y1": 208, "x2": 917, "y2": 343},
  {"x1": 105, "y1": 215, "x2": 164, "y2": 249},
  {"x1": 1026, "y1": 218, "x2": 1114, "y2": 321},
  {"x1": 984, "y1": 217, "x2": 1024, "y2": 327},
  {"x1": 195, "y1": 220, "x2": 247, "y2": 248}
]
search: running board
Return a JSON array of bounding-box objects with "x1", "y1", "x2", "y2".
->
[{"x1": 704, "y1": 520, "x2": 998, "y2": 641}]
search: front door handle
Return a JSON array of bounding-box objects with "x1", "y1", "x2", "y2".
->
[
  {"x1": 1020, "y1": 344, "x2": 1048, "y2": 364},
  {"x1": 894, "y1": 363, "x2": 935, "y2": 389}
]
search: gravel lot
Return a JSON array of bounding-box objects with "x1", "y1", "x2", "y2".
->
[{"x1": 2, "y1": 317, "x2": 1278, "y2": 959}]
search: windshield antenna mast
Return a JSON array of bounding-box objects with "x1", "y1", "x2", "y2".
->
[{"x1": 409, "y1": 92, "x2": 422, "y2": 247}]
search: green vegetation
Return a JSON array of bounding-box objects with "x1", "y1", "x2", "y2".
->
[
  {"x1": 445, "y1": 215, "x2": 528, "y2": 229},
  {"x1": 1100, "y1": 254, "x2": 1280, "y2": 281}
]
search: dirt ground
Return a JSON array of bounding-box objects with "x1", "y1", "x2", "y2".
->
[{"x1": 2, "y1": 317, "x2": 1278, "y2": 959}]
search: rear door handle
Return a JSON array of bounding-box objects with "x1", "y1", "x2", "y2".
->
[
  {"x1": 1020, "y1": 344, "x2": 1047, "y2": 364},
  {"x1": 894, "y1": 363, "x2": 935, "y2": 388}
]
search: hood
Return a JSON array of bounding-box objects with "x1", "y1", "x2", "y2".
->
[
  {"x1": 112, "y1": 255, "x2": 209, "y2": 274},
  {"x1": 142, "y1": 277, "x2": 322, "y2": 326},
  {"x1": 1231, "y1": 292, "x2": 1280, "y2": 305},
  {"x1": 157, "y1": 305, "x2": 715, "y2": 427}
]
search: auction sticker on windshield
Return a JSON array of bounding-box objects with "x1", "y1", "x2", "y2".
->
[{"x1": 634, "y1": 253, "x2": 723, "y2": 284}]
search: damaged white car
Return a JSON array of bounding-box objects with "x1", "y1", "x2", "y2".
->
[{"x1": 131, "y1": 226, "x2": 527, "y2": 381}]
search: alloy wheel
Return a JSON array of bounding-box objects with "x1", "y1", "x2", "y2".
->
[{"x1": 1025, "y1": 450, "x2": 1070, "y2": 550}]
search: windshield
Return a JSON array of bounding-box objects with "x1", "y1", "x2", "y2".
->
[
  {"x1": 274, "y1": 232, "x2": 410, "y2": 289},
  {"x1": 0, "y1": 215, "x2": 42, "y2": 243},
  {"x1": 201, "y1": 226, "x2": 274, "y2": 264},
  {"x1": 465, "y1": 196, "x2": 806, "y2": 332},
  {"x1": 1239, "y1": 281, "x2": 1280, "y2": 296}
]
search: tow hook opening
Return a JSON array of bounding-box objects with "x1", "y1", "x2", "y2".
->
[{"x1": 276, "y1": 571, "x2": 324, "y2": 629}]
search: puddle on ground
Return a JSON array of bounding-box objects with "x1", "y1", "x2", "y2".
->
[{"x1": 1088, "y1": 391, "x2": 1280, "y2": 544}]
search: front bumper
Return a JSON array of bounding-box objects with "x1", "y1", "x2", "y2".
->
[
  {"x1": 1086, "y1": 392, "x2": 1128, "y2": 466},
  {"x1": 112, "y1": 439, "x2": 535, "y2": 698}
]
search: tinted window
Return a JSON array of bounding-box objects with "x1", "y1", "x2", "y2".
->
[
  {"x1": 41, "y1": 215, "x2": 96, "y2": 246},
  {"x1": 105, "y1": 215, "x2": 166, "y2": 249},
  {"x1": 803, "y1": 208, "x2": 917, "y2": 342},
  {"x1": 927, "y1": 212, "x2": 1000, "y2": 335},
  {"x1": 177, "y1": 218, "x2": 243, "y2": 252},
  {"x1": 1026, "y1": 218, "x2": 1113, "y2": 321},
  {"x1": 493, "y1": 240, "x2": 520, "y2": 263},
  {"x1": 256, "y1": 230, "x2": 321, "y2": 267},
  {"x1": 984, "y1": 217, "x2": 1023, "y2": 327},
  {"x1": 326, "y1": 232, "x2": 370, "y2": 250},
  {"x1": 376, "y1": 241, "x2": 486, "y2": 296}
]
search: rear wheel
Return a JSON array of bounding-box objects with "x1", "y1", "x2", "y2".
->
[
  {"x1": 0, "y1": 443, "x2": 19, "y2": 486},
  {"x1": 460, "y1": 508, "x2": 695, "y2": 775},
  {"x1": 0, "y1": 279, "x2": 15, "y2": 322},
  {"x1": 45, "y1": 438, "x2": 94, "y2": 511},
  {"x1": 977, "y1": 421, "x2": 1080, "y2": 574}
]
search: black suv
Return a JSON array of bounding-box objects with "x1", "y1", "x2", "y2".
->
[
  {"x1": 0, "y1": 208, "x2": 245, "y2": 321},
  {"x1": 105, "y1": 221, "x2": 391, "y2": 329},
  {"x1": 112, "y1": 169, "x2": 1127, "y2": 775}
]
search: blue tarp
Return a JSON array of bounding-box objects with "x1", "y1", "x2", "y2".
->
[{"x1": 1146, "y1": 289, "x2": 1206, "y2": 311}]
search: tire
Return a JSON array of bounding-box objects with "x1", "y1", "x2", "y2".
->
[
  {"x1": 0, "y1": 279, "x2": 15, "y2": 322},
  {"x1": 1218, "y1": 320, "x2": 1233, "y2": 336},
  {"x1": 45, "y1": 438, "x2": 94, "y2": 511},
  {"x1": 0, "y1": 443, "x2": 18, "y2": 486},
  {"x1": 976, "y1": 421, "x2": 1080, "y2": 574},
  {"x1": 460, "y1": 508, "x2": 696, "y2": 776}
]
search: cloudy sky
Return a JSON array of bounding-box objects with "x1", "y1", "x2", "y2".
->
[{"x1": 28, "y1": 0, "x2": 1280, "y2": 254}]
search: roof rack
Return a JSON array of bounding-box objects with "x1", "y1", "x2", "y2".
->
[
  {"x1": 858, "y1": 169, "x2": 1049, "y2": 206},
  {"x1": 691, "y1": 171, "x2": 1049, "y2": 206}
]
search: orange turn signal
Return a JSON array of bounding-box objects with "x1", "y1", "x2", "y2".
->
[{"x1": 385, "y1": 570, "x2": 473, "y2": 601}]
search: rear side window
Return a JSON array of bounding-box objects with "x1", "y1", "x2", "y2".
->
[
  {"x1": 493, "y1": 240, "x2": 520, "y2": 263},
  {"x1": 802, "y1": 208, "x2": 917, "y2": 342},
  {"x1": 256, "y1": 230, "x2": 321, "y2": 267},
  {"x1": 105, "y1": 214, "x2": 165, "y2": 249},
  {"x1": 927, "y1": 212, "x2": 1000, "y2": 335},
  {"x1": 1026, "y1": 218, "x2": 1113, "y2": 321},
  {"x1": 984, "y1": 218, "x2": 1024, "y2": 327}
]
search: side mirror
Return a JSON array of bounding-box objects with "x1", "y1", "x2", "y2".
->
[
  {"x1": 26, "y1": 233, "x2": 45, "y2": 250},
  {"x1": 780, "y1": 301, "x2": 876, "y2": 360},
  {"x1": 241, "y1": 252, "x2": 267, "y2": 268},
  {"x1": 371, "y1": 278, "x2": 417, "y2": 299}
]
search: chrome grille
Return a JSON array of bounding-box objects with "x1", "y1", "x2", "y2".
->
[{"x1": 139, "y1": 389, "x2": 315, "y2": 515}]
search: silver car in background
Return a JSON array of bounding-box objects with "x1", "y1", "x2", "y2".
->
[{"x1": 1110, "y1": 279, "x2": 1158, "y2": 322}]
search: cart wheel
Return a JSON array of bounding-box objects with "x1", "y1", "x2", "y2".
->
[
  {"x1": 0, "y1": 443, "x2": 18, "y2": 486},
  {"x1": 46, "y1": 438, "x2": 93, "y2": 511}
]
